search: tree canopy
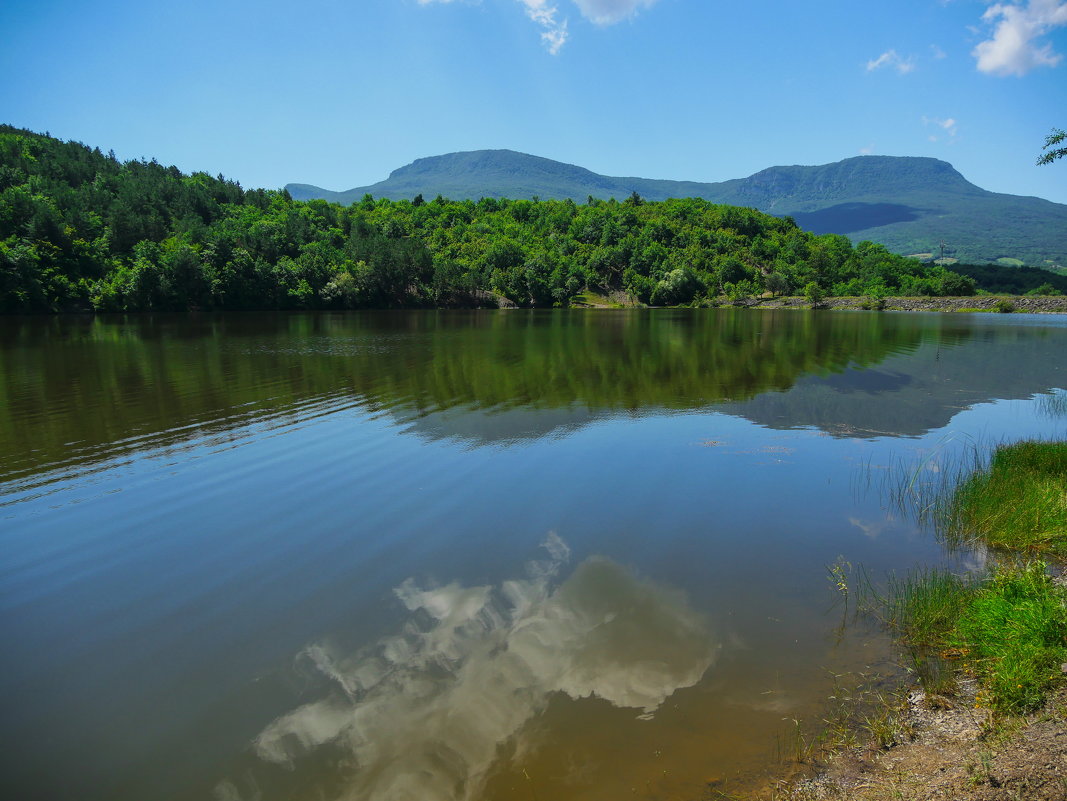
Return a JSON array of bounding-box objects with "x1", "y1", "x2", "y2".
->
[{"x1": 2, "y1": 125, "x2": 979, "y2": 313}]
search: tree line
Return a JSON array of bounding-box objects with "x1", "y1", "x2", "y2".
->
[{"x1": 2, "y1": 125, "x2": 979, "y2": 313}]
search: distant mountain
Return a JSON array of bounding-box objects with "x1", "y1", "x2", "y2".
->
[{"x1": 287, "y1": 151, "x2": 1067, "y2": 267}]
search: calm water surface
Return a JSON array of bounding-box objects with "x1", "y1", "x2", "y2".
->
[{"x1": 2, "y1": 309, "x2": 1066, "y2": 801}]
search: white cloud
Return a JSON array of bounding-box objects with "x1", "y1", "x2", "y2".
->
[
  {"x1": 414, "y1": 0, "x2": 660, "y2": 52},
  {"x1": 517, "y1": 0, "x2": 569, "y2": 53},
  {"x1": 923, "y1": 115, "x2": 959, "y2": 142},
  {"x1": 238, "y1": 537, "x2": 717, "y2": 801},
  {"x1": 973, "y1": 0, "x2": 1067, "y2": 76},
  {"x1": 572, "y1": 0, "x2": 660, "y2": 25},
  {"x1": 540, "y1": 21, "x2": 569, "y2": 53},
  {"x1": 931, "y1": 44, "x2": 948, "y2": 60},
  {"x1": 866, "y1": 49, "x2": 916, "y2": 74}
]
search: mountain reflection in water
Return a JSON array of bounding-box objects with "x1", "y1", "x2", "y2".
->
[
  {"x1": 5, "y1": 311, "x2": 1066, "y2": 496},
  {"x1": 220, "y1": 535, "x2": 715, "y2": 801}
]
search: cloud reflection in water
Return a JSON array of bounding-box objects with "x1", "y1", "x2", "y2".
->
[{"x1": 238, "y1": 534, "x2": 716, "y2": 801}]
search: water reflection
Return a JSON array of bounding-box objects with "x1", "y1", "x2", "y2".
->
[
  {"x1": 5, "y1": 311, "x2": 1064, "y2": 801},
  {"x1": 222, "y1": 535, "x2": 715, "y2": 801},
  {"x1": 0, "y1": 309, "x2": 985, "y2": 488},
  {"x1": 5, "y1": 309, "x2": 1044, "y2": 492},
  {"x1": 719, "y1": 327, "x2": 1067, "y2": 437}
]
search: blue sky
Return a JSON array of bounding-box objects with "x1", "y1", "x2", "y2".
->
[{"x1": 3, "y1": 0, "x2": 1066, "y2": 203}]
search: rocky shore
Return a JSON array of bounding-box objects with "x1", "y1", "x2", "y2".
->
[{"x1": 743, "y1": 295, "x2": 1067, "y2": 314}]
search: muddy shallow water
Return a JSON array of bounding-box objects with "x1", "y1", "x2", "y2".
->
[{"x1": 2, "y1": 309, "x2": 1065, "y2": 801}]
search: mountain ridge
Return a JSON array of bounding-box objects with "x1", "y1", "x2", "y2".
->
[{"x1": 287, "y1": 151, "x2": 1067, "y2": 266}]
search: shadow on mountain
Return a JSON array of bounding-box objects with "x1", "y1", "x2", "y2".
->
[{"x1": 789, "y1": 202, "x2": 926, "y2": 234}]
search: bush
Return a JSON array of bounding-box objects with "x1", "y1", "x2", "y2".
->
[
  {"x1": 861, "y1": 283, "x2": 888, "y2": 310},
  {"x1": 994, "y1": 298, "x2": 1016, "y2": 313},
  {"x1": 1026, "y1": 282, "x2": 1062, "y2": 296}
]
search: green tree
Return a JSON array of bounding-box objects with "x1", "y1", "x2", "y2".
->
[
  {"x1": 765, "y1": 272, "x2": 791, "y2": 298},
  {"x1": 803, "y1": 280, "x2": 825, "y2": 308},
  {"x1": 1, "y1": 125, "x2": 1006, "y2": 314},
  {"x1": 1037, "y1": 128, "x2": 1066, "y2": 166}
]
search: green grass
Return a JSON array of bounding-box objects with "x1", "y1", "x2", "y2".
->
[
  {"x1": 1038, "y1": 391, "x2": 1067, "y2": 420},
  {"x1": 875, "y1": 568, "x2": 971, "y2": 696},
  {"x1": 572, "y1": 290, "x2": 625, "y2": 308},
  {"x1": 948, "y1": 440, "x2": 1067, "y2": 555},
  {"x1": 871, "y1": 562, "x2": 1067, "y2": 715},
  {"x1": 954, "y1": 563, "x2": 1067, "y2": 713}
]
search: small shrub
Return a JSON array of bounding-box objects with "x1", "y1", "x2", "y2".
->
[
  {"x1": 994, "y1": 298, "x2": 1015, "y2": 313},
  {"x1": 861, "y1": 294, "x2": 887, "y2": 311},
  {"x1": 1026, "y1": 283, "x2": 1062, "y2": 296}
]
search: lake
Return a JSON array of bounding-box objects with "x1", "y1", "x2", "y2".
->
[{"x1": 2, "y1": 309, "x2": 1065, "y2": 801}]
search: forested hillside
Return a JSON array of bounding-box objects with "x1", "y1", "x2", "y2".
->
[
  {"x1": 0, "y1": 125, "x2": 432, "y2": 312},
  {"x1": 2, "y1": 126, "x2": 975, "y2": 312},
  {"x1": 290, "y1": 150, "x2": 1067, "y2": 267},
  {"x1": 953, "y1": 263, "x2": 1067, "y2": 295}
]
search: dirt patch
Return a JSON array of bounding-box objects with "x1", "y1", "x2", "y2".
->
[{"x1": 774, "y1": 682, "x2": 1067, "y2": 801}]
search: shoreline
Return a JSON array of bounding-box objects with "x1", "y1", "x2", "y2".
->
[
  {"x1": 768, "y1": 681, "x2": 1067, "y2": 800},
  {"x1": 763, "y1": 440, "x2": 1067, "y2": 801},
  {"x1": 732, "y1": 294, "x2": 1067, "y2": 314},
  {"x1": 7, "y1": 294, "x2": 1067, "y2": 316},
  {"x1": 575, "y1": 291, "x2": 1067, "y2": 313}
]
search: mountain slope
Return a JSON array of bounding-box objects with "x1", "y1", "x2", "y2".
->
[{"x1": 287, "y1": 151, "x2": 1067, "y2": 266}]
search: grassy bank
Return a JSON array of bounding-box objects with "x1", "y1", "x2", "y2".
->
[
  {"x1": 763, "y1": 440, "x2": 1067, "y2": 800},
  {"x1": 876, "y1": 561, "x2": 1067, "y2": 715},
  {"x1": 947, "y1": 440, "x2": 1067, "y2": 556},
  {"x1": 881, "y1": 439, "x2": 1067, "y2": 715}
]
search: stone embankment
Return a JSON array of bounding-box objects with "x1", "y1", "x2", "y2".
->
[{"x1": 748, "y1": 295, "x2": 1067, "y2": 313}]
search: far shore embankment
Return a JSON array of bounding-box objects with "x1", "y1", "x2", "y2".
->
[{"x1": 739, "y1": 294, "x2": 1067, "y2": 314}]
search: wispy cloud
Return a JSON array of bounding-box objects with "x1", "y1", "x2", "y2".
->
[
  {"x1": 415, "y1": 0, "x2": 660, "y2": 52},
  {"x1": 518, "y1": 0, "x2": 569, "y2": 53},
  {"x1": 923, "y1": 115, "x2": 959, "y2": 143},
  {"x1": 573, "y1": 0, "x2": 660, "y2": 25},
  {"x1": 866, "y1": 49, "x2": 916, "y2": 74},
  {"x1": 973, "y1": 0, "x2": 1067, "y2": 76}
]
